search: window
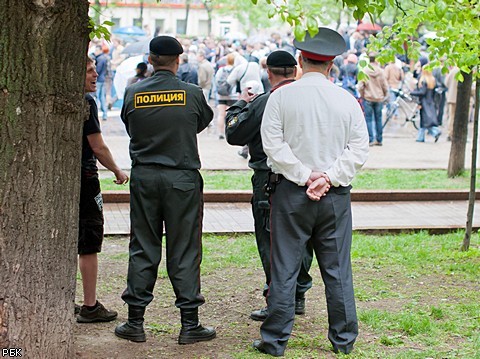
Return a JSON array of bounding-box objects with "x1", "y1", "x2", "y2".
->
[
  {"x1": 198, "y1": 20, "x2": 209, "y2": 36},
  {"x1": 176, "y1": 19, "x2": 186, "y2": 35}
]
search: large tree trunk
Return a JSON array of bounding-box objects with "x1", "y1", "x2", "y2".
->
[
  {"x1": 0, "y1": 1, "x2": 90, "y2": 357},
  {"x1": 448, "y1": 71, "x2": 473, "y2": 177},
  {"x1": 463, "y1": 75, "x2": 479, "y2": 251}
]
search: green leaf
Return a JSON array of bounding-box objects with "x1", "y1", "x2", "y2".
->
[
  {"x1": 103, "y1": 20, "x2": 115, "y2": 26},
  {"x1": 435, "y1": 0, "x2": 448, "y2": 18},
  {"x1": 251, "y1": 0, "x2": 257, "y2": 4},
  {"x1": 268, "y1": 8, "x2": 276, "y2": 19},
  {"x1": 306, "y1": 16, "x2": 318, "y2": 34},
  {"x1": 294, "y1": 25, "x2": 306, "y2": 42}
]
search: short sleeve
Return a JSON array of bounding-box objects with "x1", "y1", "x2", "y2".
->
[{"x1": 84, "y1": 95, "x2": 101, "y2": 136}]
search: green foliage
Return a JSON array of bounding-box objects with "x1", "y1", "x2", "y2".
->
[
  {"x1": 256, "y1": 0, "x2": 480, "y2": 79},
  {"x1": 88, "y1": 18, "x2": 115, "y2": 41}
]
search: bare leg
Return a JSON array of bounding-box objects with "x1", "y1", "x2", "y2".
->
[
  {"x1": 217, "y1": 104, "x2": 226, "y2": 138},
  {"x1": 79, "y1": 253, "x2": 98, "y2": 306}
]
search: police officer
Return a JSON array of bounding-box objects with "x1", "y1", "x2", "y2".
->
[
  {"x1": 115, "y1": 36, "x2": 216, "y2": 344},
  {"x1": 225, "y1": 50, "x2": 314, "y2": 322},
  {"x1": 253, "y1": 28, "x2": 369, "y2": 356}
]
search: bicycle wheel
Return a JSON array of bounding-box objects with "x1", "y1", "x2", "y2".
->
[
  {"x1": 410, "y1": 110, "x2": 420, "y2": 130},
  {"x1": 383, "y1": 104, "x2": 396, "y2": 129}
]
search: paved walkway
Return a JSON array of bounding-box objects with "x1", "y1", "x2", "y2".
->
[
  {"x1": 99, "y1": 109, "x2": 478, "y2": 172},
  {"x1": 99, "y1": 108, "x2": 479, "y2": 235},
  {"x1": 104, "y1": 201, "x2": 480, "y2": 235}
]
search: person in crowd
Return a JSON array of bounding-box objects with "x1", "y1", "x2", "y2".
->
[
  {"x1": 384, "y1": 59, "x2": 405, "y2": 118},
  {"x1": 411, "y1": 66, "x2": 442, "y2": 142},
  {"x1": 433, "y1": 65, "x2": 448, "y2": 126},
  {"x1": 215, "y1": 53, "x2": 238, "y2": 139},
  {"x1": 93, "y1": 45, "x2": 110, "y2": 121},
  {"x1": 445, "y1": 66, "x2": 459, "y2": 141},
  {"x1": 227, "y1": 53, "x2": 264, "y2": 94},
  {"x1": 76, "y1": 56, "x2": 129, "y2": 323},
  {"x1": 253, "y1": 27, "x2": 369, "y2": 357},
  {"x1": 115, "y1": 36, "x2": 216, "y2": 344},
  {"x1": 339, "y1": 53, "x2": 359, "y2": 98},
  {"x1": 358, "y1": 53, "x2": 389, "y2": 146},
  {"x1": 177, "y1": 53, "x2": 198, "y2": 85},
  {"x1": 197, "y1": 49, "x2": 215, "y2": 101},
  {"x1": 127, "y1": 62, "x2": 149, "y2": 87},
  {"x1": 259, "y1": 56, "x2": 272, "y2": 93},
  {"x1": 225, "y1": 50, "x2": 314, "y2": 323},
  {"x1": 108, "y1": 37, "x2": 126, "y2": 109}
]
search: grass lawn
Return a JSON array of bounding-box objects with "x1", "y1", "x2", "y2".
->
[
  {"x1": 77, "y1": 232, "x2": 480, "y2": 358},
  {"x1": 99, "y1": 169, "x2": 479, "y2": 191}
]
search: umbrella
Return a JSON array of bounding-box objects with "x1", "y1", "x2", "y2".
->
[
  {"x1": 113, "y1": 26, "x2": 146, "y2": 36},
  {"x1": 122, "y1": 38, "x2": 150, "y2": 56},
  {"x1": 113, "y1": 55, "x2": 145, "y2": 100},
  {"x1": 356, "y1": 22, "x2": 382, "y2": 33}
]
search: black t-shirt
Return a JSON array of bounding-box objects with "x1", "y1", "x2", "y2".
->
[{"x1": 82, "y1": 94, "x2": 101, "y2": 178}]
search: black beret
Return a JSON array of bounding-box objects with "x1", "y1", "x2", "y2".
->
[
  {"x1": 266, "y1": 50, "x2": 297, "y2": 67},
  {"x1": 294, "y1": 27, "x2": 346, "y2": 61},
  {"x1": 149, "y1": 36, "x2": 184, "y2": 56}
]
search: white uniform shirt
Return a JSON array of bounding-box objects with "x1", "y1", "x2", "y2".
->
[{"x1": 261, "y1": 72, "x2": 369, "y2": 187}]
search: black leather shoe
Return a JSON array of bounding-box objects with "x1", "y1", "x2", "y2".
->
[
  {"x1": 250, "y1": 307, "x2": 268, "y2": 321},
  {"x1": 295, "y1": 298, "x2": 305, "y2": 315},
  {"x1": 252, "y1": 340, "x2": 282, "y2": 357},
  {"x1": 178, "y1": 308, "x2": 216, "y2": 344},
  {"x1": 332, "y1": 344, "x2": 354, "y2": 354},
  {"x1": 252, "y1": 339, "x2": 268, "y2": 354},
  {"x1": 114, "y1": 305, "x2": 146, "y2": 342},
  {"x1": 115, "y1": 322, "x2": 146, "y2": 342}
]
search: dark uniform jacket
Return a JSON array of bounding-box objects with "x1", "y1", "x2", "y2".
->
[
  {"x1": 225, "y1": 94, "x2": 269, "y2": 171},
  {"x1": 225, "y1": 79, "x2": 294, "y2": 171},
  {"x1": 121, "y1": 70, "x2": 213, "y2": 169}
]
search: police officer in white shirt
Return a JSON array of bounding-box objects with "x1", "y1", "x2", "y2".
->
[{"x1": 253, "y1": 27, "x2": 369, "y2": 356}]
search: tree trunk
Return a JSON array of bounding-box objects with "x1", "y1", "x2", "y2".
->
[
  {"x1": 0, "y1": 1, "x2": 90, "y2": 357},
  {"x1": 183, "y1": 0, "x2": 191, "y2": 35},
  {"x1": 462, "y1": 75, "x2": 479, "y2": 251},
  {"x1": 203, "y1": 1, "x2": 213, "y2": 36},
  {"x1": 448, "y1": 71, "x2": 473, "y2": 177}
]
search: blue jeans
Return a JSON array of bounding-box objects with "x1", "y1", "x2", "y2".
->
[
  {"x1": 364, "y1": 100, "x2": 383, "y2": 143},
  {"x1": 416, "y1": 126, "x2": 441, "y2": 142},
  {"x1": 95, "y1": 81, "x2": 108, "y2": 120}
]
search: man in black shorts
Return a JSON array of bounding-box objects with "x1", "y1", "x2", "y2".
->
[{"x1": 77, "y1": 56, "x2": 129, "y2": 323}]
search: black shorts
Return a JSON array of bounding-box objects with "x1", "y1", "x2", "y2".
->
[{"x1": 78, "y1": 177, "x2": 104, "y2": 255}]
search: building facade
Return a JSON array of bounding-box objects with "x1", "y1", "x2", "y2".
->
[{"x1": 90, "y1": 0, "x2": 242, "y2": 38}]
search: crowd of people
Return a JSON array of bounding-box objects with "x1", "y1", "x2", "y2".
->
[
  {"x1": 78, "y1": 25, "x2": 470, "y2": 357},
  {"x1": 88, "y1": 27, "x2": 465, "y2": 148}
]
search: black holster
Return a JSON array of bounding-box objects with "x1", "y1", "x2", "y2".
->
[{"x1": 263, "y1": 172, "x2": 282, "y2": 195}]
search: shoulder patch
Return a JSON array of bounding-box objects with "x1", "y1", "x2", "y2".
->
[{"x1": 134, "y1": 90, "x2": 186, "y2": 108}]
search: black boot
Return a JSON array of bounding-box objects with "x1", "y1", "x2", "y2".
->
[
  {"x1": 178, "y1": 308, "x2": 216, "y2": 344},
  {"x1": 114, "y1": 305, "x2": 146, "y2": 342}
]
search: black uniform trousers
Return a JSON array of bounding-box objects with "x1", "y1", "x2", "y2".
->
[
  {"x1": 121, "y1": 165, "x2": 205, "y2": 309},
  {"x1": 260, "y1": 178, "x2": 358, "y2": 356},
  {"x1": 252, "y1": 170, "x2": 314, "y2": 298}
]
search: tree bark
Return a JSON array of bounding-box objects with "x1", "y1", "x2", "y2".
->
[
  {"x1": 0, "y1": 1, "x2": 90, "y2": 357},
  {"x1": 463, "y1": 75, "x2": 479, "y2": 251},
  {"x1": 448, "y1": 71, "x2": 473, "y2": 177}
]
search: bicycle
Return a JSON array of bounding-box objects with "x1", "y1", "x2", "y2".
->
[{"x1": 383, "y1": 88, "x2": 420, "y2": 130}]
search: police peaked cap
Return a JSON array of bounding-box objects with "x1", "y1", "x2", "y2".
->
[
  {"x1": 266, "y1": 50, "x2": 297, "y2": 67},
  {"x1": 149, "y1": 36, "x2": 184, "y2": 56},
  {"x1": 294, "y1": 27, "x2": 346, "y2": 61}
]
